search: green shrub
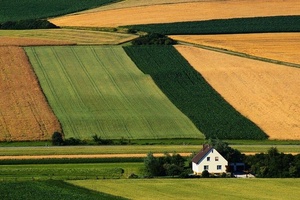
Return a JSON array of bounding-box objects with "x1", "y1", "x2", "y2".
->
[{"x1": 132, "y1": 33, "x2": 177, "y2": 45}]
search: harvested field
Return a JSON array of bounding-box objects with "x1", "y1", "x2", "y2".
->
[
  {"x1": 0, "y1": 46, "x2": 61, "y2": 141},
  {"x1": 171, "y1": 33, "x2": 300, "y2": 65},
  {"x1": 50, "y1": 0, "x2": 300, "y2": 28},
  {"x1": 0, "y1": 37, "x2": 73, "y2": 46},
  {"x1": 0, "y1": 29, "x2": 137, "y2": 45},
  {"x1": 175, "y1": 45, "x2": 300, "y2": 140}
]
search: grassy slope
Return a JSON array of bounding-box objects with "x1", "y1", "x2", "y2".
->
[
  {"x1": 126, "y1": 15, "x2": 300, "y2": 35},
  {"x1": 0, "y1": 0, "x2": 118, "y2": 23},
  {"x1": 124, "y1": 46, "x2": 267, "y2": 140},
  {"x1": 70, "y1": 178, "x2": 300, "y2": 200},
  {"x1": 0, "y1": 180, "x2": 126, "y2": 200},
  {"x1": 25, "y1": 46, "x2": 204, "y2": 140}
]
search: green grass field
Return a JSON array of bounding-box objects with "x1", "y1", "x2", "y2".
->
[
  {"x1": 0, "y1": 0, "x2": 118, "y2": 23},
  {"x1": 0, "y1": 162, "x2": 142, "y2": 181},
  {"x1": 124, "y1": 46, "x2": 267, "y2": 140},
  {"x1": 0, "y1": 180, "x2": 126, "y2": 200},
  {"x1": 69, "y1": 178, "x2": 300, "y2": 200},
  {"x1": 25, "y1": 46, "x2": 204, "y2": 140},
  {"x1": 0, "y1": 29, "x2": 137, "y2": 45},
  {"x1": 126, "y1": 15, "x2": 300, "y2": 35}
]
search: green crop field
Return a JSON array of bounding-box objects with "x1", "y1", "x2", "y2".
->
[
  {"x1": 0, "y1": 0, "x2": 118, "y2": 23},
  {"x1": 69, "y1": 178, "x2": 300, "y2": 200},
  {"x1": 25, "y1": 46, "x2": 204, "y2": 140},
  {"x1": 124, "y1": 46, "x2": 267, "y2": 140},
  {"x1": 126, "y1": 15, "x2": 300, "y2": 35},
  {"x1": 0, "y1": 180, "x2": 126, "y2": 200}
]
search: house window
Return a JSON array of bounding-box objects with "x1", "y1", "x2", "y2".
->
[
  {"x1": 207, "y1": 157, "x2": 210, "y2": 161},
  {"x1": 204, "y1": 165, "x2": 209, "y2": 170},
  {"x1": 215, "y1": 156, "x2": 219, "y2": 161},
  {"x1": 217, "y1": 165, "x2": 222, "y2": 170}
]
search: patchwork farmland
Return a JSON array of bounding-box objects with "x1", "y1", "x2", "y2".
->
[
  {"x1": 175, "y1": 45, "x2": 300, "y2": 140},
  {"x1": 25, "y1": 46, "x2": 204, "y2": 140}
]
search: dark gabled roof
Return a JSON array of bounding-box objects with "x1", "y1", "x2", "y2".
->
[{"x1": 192, "y1": 144, "x2": 213, "y2": 163}]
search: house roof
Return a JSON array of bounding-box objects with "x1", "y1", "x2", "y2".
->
[{"x1": 192, "y1": 144, "x2": 213, "y2": 163}]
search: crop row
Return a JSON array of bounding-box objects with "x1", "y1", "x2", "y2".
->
[
  {"x1": 123, "y1": 46, "x2": 268, "y2": 140},
  {"x1": 125, "y1": 15, "x2": 300, "y2": 35}
]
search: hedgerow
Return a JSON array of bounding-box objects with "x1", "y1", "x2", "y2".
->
[
  {"x1": 124, "y1": 46, "x2": 268, "y2": 140},
  {"x1": 124, "y1": 15, "x2": 300, "y2": 35}
]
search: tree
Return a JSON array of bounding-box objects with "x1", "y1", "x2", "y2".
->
[{"x1": 52, "y1": 132, "x2": 64, "y2": 146}]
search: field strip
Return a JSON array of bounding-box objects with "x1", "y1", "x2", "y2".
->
[
  {"x1": 0, "y1": 153, "x2": 192, "y2": 160},
  {"x1": 50, "y1": 0, "x2": 300, "y2": 27},
  {"x1": 176, "y1": 41, "x2": 300, "y2": 69},
  {"x1": 175, "y1": 45, "x2": 300, "y2": 140},
  {"x1": 171, "y1": 33, "x2": 300, "y2": 66}
]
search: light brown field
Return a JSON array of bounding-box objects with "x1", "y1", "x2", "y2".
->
[
  {"x1": 0, "y1": 29, "x2": 137, "y2": 45},
  {"x1": 50, "y1": 0, "x2": 300, "y2": 28},
  {"x1": 175, "y1": 45, "x2": 300, "y2": 140},
  {"x1": 0, "y1": 46, "x2": 61, "y2": 141},
  {"x1": 171, "y1": 33, "x2": 300, "y2": 65}
]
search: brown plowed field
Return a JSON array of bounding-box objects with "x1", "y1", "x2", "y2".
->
[
  {"x1": 0, "y1": 46, "x2": 61, "y2": 141},
  {"x1": 171, "y1": 33, "x2": 300, "y2": 65},
  {"x1": 175, "y1": 45, "x2": 300, "y2": 140},
  {"x1": 50, "y1": 0, "x2": 300, "y2": 27}
]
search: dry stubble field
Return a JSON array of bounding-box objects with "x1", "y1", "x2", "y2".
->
[
  {"x1": 171, "y1": 33, "x2": 300, "y2": 65},
  {"x1": 175, "y1": 45, "x2": 300, "y2": 140},
  {"x1": 50, "y1": 0, "x2": 300, "y2": 27},
  {"x1": 0, "y1": 46, "x2": 61, "y2": 141}
]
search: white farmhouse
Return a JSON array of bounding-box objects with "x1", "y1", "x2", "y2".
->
[{"x1": 192, "y1": 144, "x2": 228, "y2": 175}]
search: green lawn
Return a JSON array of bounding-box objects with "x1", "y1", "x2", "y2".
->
[
  {"x1": 69, "y1": 178, "x2": 300, "y2": 200},
  {"x1": 25, "y1": 46, "x2": 203, "y2": 140}
]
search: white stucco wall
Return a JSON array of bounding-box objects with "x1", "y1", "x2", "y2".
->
[{"x1": 192, "y1": 148, "x2": 228, "y2": 174}]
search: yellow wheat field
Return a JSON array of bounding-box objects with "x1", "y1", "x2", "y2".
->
[
  {"x1": 50, "y1": 0, "x2": 300, "y2": 28},
  {"x1": 175, "y1": 45, "x2": 300, "y2": 140},
  {"x1": 0, "y1": 46, "x2": 61, "y2": 141},
  {"x1": 171, "y1": 33, "x2": 300, "y2": 65},
  {"x1": 0, "y1": 29, "x2": 137, "y2": 46}
]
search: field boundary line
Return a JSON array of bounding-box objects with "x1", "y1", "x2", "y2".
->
[{"x1": 177, "y1": 41, "x2": 300, "y2": 69}]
